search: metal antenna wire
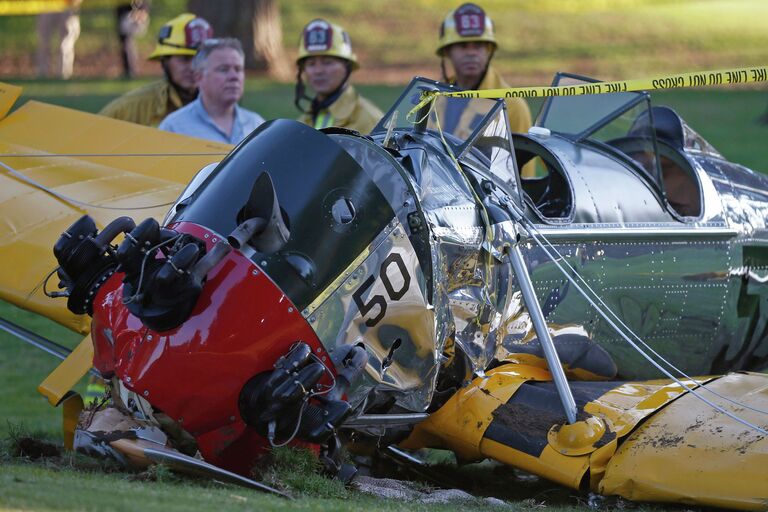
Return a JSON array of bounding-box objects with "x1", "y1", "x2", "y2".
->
[{"x1": 517, "y1": 217, "x2": 768, "y2": 434}]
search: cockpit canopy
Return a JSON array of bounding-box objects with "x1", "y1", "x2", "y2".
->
[
  {"x1": 372, "y1": 75, "x2": 715, "y2": 221},
  {"x1": 533, "y1": 73, "x2": 717, "y2": 219},
  {"x1": 539, "y1": 72, "x2": 721, "y2": 159}
]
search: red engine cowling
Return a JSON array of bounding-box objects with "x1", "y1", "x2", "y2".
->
[{"x1": 90, "y1": 222, "x2": 330, "y2": 474}]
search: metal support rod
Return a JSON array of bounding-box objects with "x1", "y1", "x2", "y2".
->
[
  {"x1": 0, "y1": 316, "x2": 100, "y2": 377},
  {"x1": 0, "y1": 316, "x2": 71, "y2": 360},
  {"x1": 341, "y1": 413, "x2": 429, "y2": 428},
  {"x1": 507, "y1": 244, "x2": 578, "y2": 424},
  {"x1": 384, "y1": 445, "x2": 429, "y2": 467}
]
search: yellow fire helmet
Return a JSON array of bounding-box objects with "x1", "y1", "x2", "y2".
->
[
  {"x1": 436, "y1": 3, "x2": 497, "y2": 56},
  {"x1": 297, "y1": 19, "x2": 359, "y2": 70},
  {"x1": 149, "y1": 13, "x2": 213, "y2": 61}
]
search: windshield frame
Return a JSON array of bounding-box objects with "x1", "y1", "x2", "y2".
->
[
  {"x1": 536, "y1": 72, "x2": 665, "y2": 195},
  {"x1": 372, "y1": 76, "x2": 507, "y2": 159}
]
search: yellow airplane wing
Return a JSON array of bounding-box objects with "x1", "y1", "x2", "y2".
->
[
  {"x1": 0, "y1": 82, "x2": 230, "y2": 332},
  {"x1": 0, "y1": 82, "x2": 21, "y2": 118}
]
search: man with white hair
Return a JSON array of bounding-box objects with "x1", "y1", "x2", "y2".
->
[{"x1": 159, "y1": 38, "x2": 265, "y2": 144}]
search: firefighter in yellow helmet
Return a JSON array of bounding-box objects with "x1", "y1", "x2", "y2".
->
[
  {"x1": 295, "y1": 19, "x2": 383, "y2": 134},
  {"x1": 99, "y1": 13, "x2": 213, "y2": 127},
  {"x1": 437, "y1": 3, "x2": 535, "y2": 177}
]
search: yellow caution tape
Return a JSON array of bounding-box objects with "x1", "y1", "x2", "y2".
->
[
  {"x1": 0, "y1": 0, "x2": 70, "y2": 15},
  {"x1": 0, "y1": 0, "x2": 123, "y2": 16},
  {"x1": 409, "y1": 66, "x2": 768, "y2": 119}
]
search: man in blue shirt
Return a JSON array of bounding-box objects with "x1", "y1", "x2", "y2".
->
[{"x1": 159, "y1": 38, "x2": 264, "y2": 144}]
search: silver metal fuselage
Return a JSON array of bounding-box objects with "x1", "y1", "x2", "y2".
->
[
  {"x1": 516, "y1": 132, "x2": 768, "y2": 380},
  {"x1": 305, "y1": 126, "x2": 768, "y2": 414}
]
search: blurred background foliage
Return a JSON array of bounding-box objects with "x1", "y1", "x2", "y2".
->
[
  {"x1": 1, "y1": 0, "x2": 766, "y2": 169},
  {"x1": 1, "y1": 0, "x2": 767, "y2": 84}
]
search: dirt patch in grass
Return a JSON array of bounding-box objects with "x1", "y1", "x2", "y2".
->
[{"x1": 11, "y1": 437, "x2": 61, "y2": 459}]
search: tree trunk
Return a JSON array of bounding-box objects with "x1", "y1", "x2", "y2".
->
[
  {"x1": 251, "y1": 0, "x2": 291, "y2": 80},
  {"x1": 187, "y1": 0, "x2": 291, "y2": 80}
]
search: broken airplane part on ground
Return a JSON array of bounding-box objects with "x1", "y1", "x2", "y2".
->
[{"x1": 1, "y1": 75, "x2": 767, "y2": 509}]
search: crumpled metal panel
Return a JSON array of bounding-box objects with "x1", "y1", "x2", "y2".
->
[
  {"x1": 308, "y1": 220, "x2": 439, "y2": 412},
  {"x1": 403, "y1": 135, "x2": 512, "y2": 375}
]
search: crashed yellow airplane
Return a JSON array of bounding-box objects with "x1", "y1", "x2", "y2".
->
[{"x1": 1, "y1": 77, "x2": 766, "y2": 508}]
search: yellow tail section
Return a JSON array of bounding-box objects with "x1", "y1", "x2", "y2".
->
[{"x1": 401, "y1": 365, "x2": 768, "y2": 510}]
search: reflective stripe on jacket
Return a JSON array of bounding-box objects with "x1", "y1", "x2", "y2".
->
[{"x1": 299, "y1": 85, "x2": 383, "y2": 134}]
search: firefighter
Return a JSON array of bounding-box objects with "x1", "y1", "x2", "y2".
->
[
  {"x1": 437, "y1": 3, "x2": 535, "y2": 177},
  {"x1": 99, "y1": 13, "x2": 213, "y2": 127},
  {"x1": 295, "y1": 19, "x2": 383, "y2": 134}
]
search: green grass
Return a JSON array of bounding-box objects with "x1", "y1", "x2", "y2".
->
[
  {"x1": 285, "y1": 0, "x2": 768, "y2": 82},
  {"x1": 0, "y1": 429, "x2": 661, "y2": 512},
  {"x1": 1, "y1": 462, "x2": 292, "y2": 512},
  {"x1": 3, "y1": 460, "x2": 583, "y2": 512},
  {"x1": 0, "y1": 418, "x2": 585, "y2": 511},
  {"x1": 0, "y1": 301, "x2": 82, "y2": 440}
]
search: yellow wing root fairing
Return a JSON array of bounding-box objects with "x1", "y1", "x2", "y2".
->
[{"x1": 37, "y1": 333, "x2": 93, "y2": 406}]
